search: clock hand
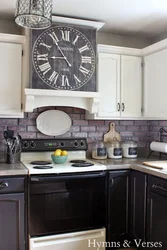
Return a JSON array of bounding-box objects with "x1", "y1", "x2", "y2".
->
[
  {"x1": 49, "y1": 56, "x2": 65, "y2": 59},
  {"x1": 54, "y1": 42, "x2": 71, "y2": 67}
]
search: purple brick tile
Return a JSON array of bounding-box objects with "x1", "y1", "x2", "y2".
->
[
  {"x1": 19, "y1": 119, "x2": 36, "y2": 126},
  {"x1": 116, "y1": 126, "x2": 126, "y2": 132},
  {"x1": 27, "y1": 126, "x2": 39, "y2": 132},
  {"x1": 37, "y1": 133, "x2": 54, "y2": 139},
  {"x1": 148, "y1": 121, "x2": 159, "y2": 126},
  {"x1": 69, "y1": 126, "x2": 80, "y2": 132},
  {"x1": 89, "y1": 120, "x2": 105, "y2": 126},
  {"x1": 0, "y1": 126, "x2": 6, "y2": 131},
  {"x1": 135, "y1": 131, "x2": 149, "y2": 136},
  {"x1": 73, "y1": 120, "x2": 88, "y2": 126},
  {"x1": 0, "y1": 119, "x2": 18, "y2": 126},
  {"x1": 81, "y1": 126, "x2": 96, "y2": 132},
  {"x1": 28, "y1": 112, "x2": 39, "y2": 119},
  {"x1": 61, "y1": 132, "x2": 72, "y2": 138},
  {"x1": 96, "y1": 126, "x2": 108, "y2": 132},
  {"x1": 105, "y1": 120, "x2": 119, "y2": 126},
  {"x1": 127, "y1": 126, "x2": 140, "y2": 132},
  {"x1": 141, "y1": 126, "x2": 149, "y2": 131},
  {"x1": 72, "y1": 132, "x2": 88, "y2": 137},
  {"x1": 8, "y1": 126, "x2": 26, "y2": 132},
  {"x1": 88, "y1": 132, "x2": 103, "y2": 139},
  {"x1": 38, "y1": 106, "x2": 56, "y2": 112},
  {"x1": 137, "y1": 142, "x2": 146, "y2": 147},
  {"x1": 120, "y1": 131, "x2": 133, "y2": 137},
  {"x1": 69, "y1": 114, "x2": 80, "y2": 120},
  {"x1": 81, "y1": 114, "x2": 85, "y2": 119},
  {"x1": 120, "y1": 120, "x2": 134, "y2": 126},
  {"x1": 56, "y1": 107, "x2": 73, "y2": 113},
  {"x1": 135, "y1": 120, "x2": 148, "y2": 126},
  {"x1": 158, "y1": 121, "x2": 167, "y2": 126},
  {"x1": 19, "y1": 132, "x2": 36, "y2": 139},
  {"x1": 73, "y1": 108, "x2": 85, "y2": 114}
]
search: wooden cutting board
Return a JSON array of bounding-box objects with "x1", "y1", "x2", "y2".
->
[
  {"x1": 142, "y1": 161, "x2": 167, "y2": 170},
  {"x1": 104, "y1": 122, "x2": 121, "y2": 142}
]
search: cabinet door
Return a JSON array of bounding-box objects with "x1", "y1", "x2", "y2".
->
[
  {"x1": 131, "y1": 171, "x2": 147, "y2": 241},
  {"x1": 121, "y1": 55, "x2": 142, "y2": 117},
  {"x1": 0, "y1": 193, "x2": 25, "y2": 250},
  {"x1": 147, "y1": 192, "x2": 167, "y2": 249},
  {"x1": 98, "y1": 53, "x2": 120, "y2": 118},
  {"x1": 107, "y1": 171, "x2": 130, "y2": 243},
  {"x1": 0, "y1": 42, "x2": 22, "y2": 117},
  {"x1": 144, "y1": 48, "x2": 167, "y2": 118}
]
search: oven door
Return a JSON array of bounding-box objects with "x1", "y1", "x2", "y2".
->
[{"x1": 29, "y1": 171, "x2": 106, "y2": 237}]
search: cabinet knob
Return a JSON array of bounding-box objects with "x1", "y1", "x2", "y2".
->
[
  {"x1": 117, "y1": 103, "x2": 120, "y2": 112},
  {"x1": 122, "y1": 103, "x2": 125, "y2": 112},
  {"x1": 0, "y1": 182, "x2": 8, "y2": 188}
]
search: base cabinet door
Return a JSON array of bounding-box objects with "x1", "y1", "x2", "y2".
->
[
  {"x1": 131, "y1": 171, "x2": 147, "y2": 241},
  {"x1": 107, "y1": 171, "x2": 130, "y2": 245},
  {"x1": 0, "y1": 193, "x2": 25, "y2": 250}
]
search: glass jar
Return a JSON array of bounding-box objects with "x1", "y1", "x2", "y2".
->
[
  {"x1": 92, "y1": 141, "x2": 107, "y2": 160},
  {"x1": 122, "y1": 139, "x2": 137, "y2": 158},
  {"x1": 106, "y1": 139, "x2": 122, "y2": 159}
]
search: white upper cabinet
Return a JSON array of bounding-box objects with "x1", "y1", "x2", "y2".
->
[
  {"x1": 143, "y1": 48, "x2": 167, "y2": 118},
  {"x1": 98, "y1": 53, "x2": 120, "y2": 118},
  {"x1": 121, "y1": 55, "x2": 142, "y2": 118},
  {"x1": 0, "y1": 38, "x2": 23, "y2": 118},
  {"x1": 87, "y1": 49, "x2": 142, "y2": 120}
]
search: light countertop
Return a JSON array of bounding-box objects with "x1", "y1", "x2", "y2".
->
[
  {"x1": 93, "y1": 157, "x2": 167, "y2": 180},
  {"x1": 0, "y1": 162, "x2": 28, "y2": 176}
]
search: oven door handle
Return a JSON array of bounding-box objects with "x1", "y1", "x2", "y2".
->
[{"x1": 30, "y1": 172, "x2": 106, "y2": 183}]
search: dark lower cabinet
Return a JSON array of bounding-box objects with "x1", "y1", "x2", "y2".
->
[
  {"x1": 0, "y1": 177, "x2": 25, "y2": 250},
  {"x1": 147, "y1": 175, "x2": 167, "y2": 250},
  {"x1": 107, "y1": 170, "x2": 130, "y2": 246},
  {"x1": 131, "y1": 171, "x2": 147, "y2": 242}
]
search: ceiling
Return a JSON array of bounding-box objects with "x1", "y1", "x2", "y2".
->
[{"x1": 1, "y1": 0, "x2": 167, "y2": 38}]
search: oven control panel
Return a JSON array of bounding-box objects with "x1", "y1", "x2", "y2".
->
[{"x1": 22, "y1": 138, "x2": 88, "y2": 152}]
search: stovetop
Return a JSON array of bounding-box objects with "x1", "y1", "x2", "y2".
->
[{"x1": 21, "y1": 138, "x2": 106, "y2": 175}]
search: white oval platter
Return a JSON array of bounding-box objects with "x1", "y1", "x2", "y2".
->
[{"x1": 36, "y1": 110, "x2": 72, "y2": 136}]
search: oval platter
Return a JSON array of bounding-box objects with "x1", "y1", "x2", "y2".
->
[{"x1": 36, "y1": 110, "x2": 72, "y2": 136}]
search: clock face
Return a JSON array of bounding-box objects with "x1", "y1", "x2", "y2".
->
[{"x1": 32, "y1": 26, "x2": 96, "y2": 90}]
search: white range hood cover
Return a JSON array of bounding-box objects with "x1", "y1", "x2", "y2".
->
[{"x1": 24, "y1": 88, "x2": 100, "y2": 114}]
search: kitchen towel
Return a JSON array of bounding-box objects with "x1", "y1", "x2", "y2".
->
[{"x1": 150, "y1": 141, "x2": 167, "y2": 153}]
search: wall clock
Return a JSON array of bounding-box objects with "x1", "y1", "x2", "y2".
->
[{"x1": 31, "y1": 24, "x2": 96, "y2": 91}]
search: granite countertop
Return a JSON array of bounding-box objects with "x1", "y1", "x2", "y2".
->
[
  {"x1": 92, "y1": 157, "x2": 167, "y2": 180},
  {"x1": 0, "y1": 162, "x2": 28, "y2": 176}
]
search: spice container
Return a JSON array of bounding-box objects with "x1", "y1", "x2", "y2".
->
[
  {"x1": 106, "y1": 138, "x2": 122, "y2": 159},
  {"x1": 92, "y1": 141, "x2": 107, "y2": 160},
  {"x1": 122, "y1": 139, "x2": 137, "y2": 158}
]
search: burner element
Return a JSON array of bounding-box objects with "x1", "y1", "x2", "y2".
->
[
  {"x1": 33, "y1": 166, "x2": 53, "y2": 169},
  {"x1": 70, "y1": 160, "x2": 86, "y2": 163},
  {"x1": 71, "y1": 163, "x2": 94, "y2": 167},
  {"x1": 31, "y1": 161, "x2": 51, "y2": 165}
]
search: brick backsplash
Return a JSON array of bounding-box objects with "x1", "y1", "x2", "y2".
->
[{"x1": 0, "y1": 107, "x2": 165, "y2": 152}]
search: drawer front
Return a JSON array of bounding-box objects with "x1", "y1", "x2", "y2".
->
[
  {"x1": 0, "y1": 177, "x2": 25, "y2": 194},
  {"x1": 148, "y1": 175, "x2": 167, "y2": 197}
]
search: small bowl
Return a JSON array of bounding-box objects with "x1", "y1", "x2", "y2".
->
[{"x1": 51, "y1": 154, "x2": 68, "y2": 164}]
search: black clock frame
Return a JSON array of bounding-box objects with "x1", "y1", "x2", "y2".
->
[{"x1": 30, "y1": 23, "x2": 97, "y2": 92}]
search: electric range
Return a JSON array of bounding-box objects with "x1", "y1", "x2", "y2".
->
[
  {"x1": 22, "y1": 138, "x2": 106, "y2": 250},
  {"x1": 21, "y1": 138, "x2": 107, "y2": 174}
]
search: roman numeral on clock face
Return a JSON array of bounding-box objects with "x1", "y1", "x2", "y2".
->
[
  {"x1": 39, "y1": 42, "x2": 51, "y2": 50},
  {"x1": 49, "y1": 32, "x2": 59, "y2": 44},
  {"x1": 61, "y1": 30, "x2": 70, "y2": 42},
  {"x1": 81, "y1": 56, "x2": 92, "y2": 64},
  {"x1": 79, "y1": 65, "x2": 90, "y2": 77},
  {"x1": 61, "y1": 75, "x2": 70, "y2": 87},
  {"x1": 73, "y1": 35, "x2": 79, "y2": 45},
  {"x1": 37, "y1": 53, "x2": 48, "y2": 61},
  {"x1": 39, "y1": 62, "x2": 51, "y2": 75},
  {"x1": 79, "y1": 44, "x2": 89, "y2": 53},
  {"x1": 49, "y1": 71, "x2": 59, "y2": 85},
  {"x1": 74, "y1": 74, "x2": 81, "y2": 84}
]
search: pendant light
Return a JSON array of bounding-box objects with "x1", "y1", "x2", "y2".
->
[{"x1": 15, "y1": 0, "x2": 52, "y2": 29}]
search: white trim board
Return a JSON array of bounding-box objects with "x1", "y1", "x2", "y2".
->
[{"x1": 52, "y1": 16, "x2": 105, "y2": 30}]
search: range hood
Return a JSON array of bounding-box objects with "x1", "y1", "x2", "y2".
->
[{"x1": 24, "y1": 88, "x2": 100, "y2": 114}]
